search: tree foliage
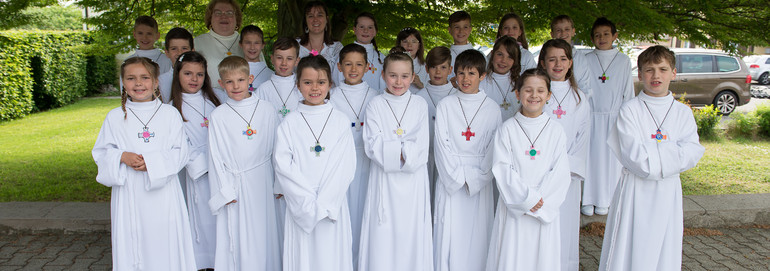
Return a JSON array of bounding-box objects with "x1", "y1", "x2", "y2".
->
[
  {"x1": 72, "y1": 0, "x2": 770, "y2": 54},
  {"x1": 0, "y1": 0, "x2": 58, "y2": 30},
  {"x1": 15, "y1": 5, "x2": 83, "y2": 31}
]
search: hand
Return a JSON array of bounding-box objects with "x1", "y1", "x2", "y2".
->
[
  {"x1": 226, "y1": 200, "x2": 237, "y2": 205},
  {"x1": 121, "y1": 152, "x2": 146, "y2": 171},
  {"x1": 275, "y1": 194, "x2": 284, "y2": 199},
  {"x1": 530, "y1": 198, "x2": 544, "y2": 213},
  {"x1": 412, "y1": 76, "x2": 424, "y2": 89}
]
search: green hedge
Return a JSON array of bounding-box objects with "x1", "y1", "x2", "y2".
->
[{"x1": 0, "y1": 31, "x2": 116, "y2": 121}]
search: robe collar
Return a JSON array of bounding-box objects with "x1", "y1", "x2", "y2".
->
[
  {"x1": 382, "y1": 89, "x2": 413, "y2": 103},
  {"x1": 270, "y1": 73, "x2": 296, "y2": 84},
  {"x1": 297, "y1": 100, "x2": 333, "y2": 115},
  {"x1": 456, "y1": 88, "x2": 486, "y2": 102},
  {"x1": 425, "y1": 81, "x2": 455, "y2": 96},
  {"x1": 550, "y1": 80, "x2": 571, "y2": 95},
  {"x1": 181, "y1": 90, "x2": 203, "y2": 100},
  {"x1": 514, "y1": 110, "x2": 549, "y2": 125},
  {"x1": 354, "y1": 41, "x2": 375, "y2": 51},
  {"x1": 208, "y1": 30, "x2": 239, "y2": 41},
  {"x1": 126, "y1": 97, "x2": 161, "y2": 110},
  {"x1": 451, "y1": 43, "x2": 475, "y2": 54},
  {"x1": 249, "y1": 61, "x2": 267, "y2": 68},
  {"x1": 339, "y1": 80, "x2": 371, "y2": 92},
  {"x1": 638, "y1": 90, "x2": 674, "y2": 105},
  {"x1": 226, "y1": 93, "x2": 258, "y2": 106},
  {"x1": 594, "y1": 47, "x2": 619, "y2": 56},
  {"x1": 489, "y1": 71, "x2": 512, "y2": 85}
]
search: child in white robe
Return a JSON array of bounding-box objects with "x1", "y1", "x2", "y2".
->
[
  {"x1": 495, "y1": 12, "x2": 538, "y2": 72},
  {"x1": 345, "y1": 12, "x2": 385, "y2": 90},
  {"x1": 486, "y1": 69, "x2": 571, "y2": 271},
  {"x1": 395, "y1": 27, "x2": 428, "y2": 92},
  {"x1": 168, "y1": 51, "x2": 222, "y2": 270},
  {"x1": 358, "y1": 48, "x2": 433, "y2": 271},
  {"x1": 540, "y1": 39, "x2": 592, "y2": 271},
  {"x1": 92, "y1": 56, "x2": 196, "y2": 270},
  {"x1": 433, "y1": 50, "x2": 501, "y2": 271},
  {"x1": 582, "y1": 17, "x2": 635, "y2": 216},
  {"x1": 482, "y1": 36, "x2": 522, "y2": 121},
  {"x1": 159, "y1": 27, "x2": 193, "y2": 103},
  {"x1": 550, "y1": 15, "x2": 593, "y2": 98},
  {"x1": 328, "y1": 43, "x2": 376, "y2": 268},
  {"x1": 208, "y1": 56, "x2": 281, "y2": 271},
  {"x1": 240, "y1": 25, "x2": 273, "y2": 92},
  {"x1": 600, "y1": 45, "x2": 704, "y2": 271},
  {"x1": 274, "y1": 54, "x2": 357, "y2": 271}
]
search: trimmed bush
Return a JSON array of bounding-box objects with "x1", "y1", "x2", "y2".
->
[
  {"x1": 693, "y1": 104, "x2": 722, "y2": 140},
  {"x1": 86, "y1": 55, "x2": 118, "y2": 95},
  {"x1": 757, "y1": 104, "x2": 770, "y2": 138},
  {"x1": 727, "y1": 112, "x2": 758, "y2": 138}
]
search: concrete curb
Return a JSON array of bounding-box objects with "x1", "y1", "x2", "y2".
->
[{"x1": 1, "y1": 194, "x2": 768, "y2": 233}]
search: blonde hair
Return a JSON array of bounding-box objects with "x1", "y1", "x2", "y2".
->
[
  {"x1": 217, "y1": 56, "x2": 250, "y2": 79},
  {"x1": 120, "y1": 57, "x2": 161, "y2": 119}
]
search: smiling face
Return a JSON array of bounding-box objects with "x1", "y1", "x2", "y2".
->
[
  {"x1": 298, "y1": 67, "x2": 330, "y2": 106},
  {"x1": 211, "y1": 2, "x2": 237, "y2": 36},
  {"x1": 383, "y1": 60, "x2": 414, "y2": 96},
  {"x1": 123, "y1": 63, "x2": 158, "y2": 102},
  {"x1": 133, "y1": 24, "x2": 159, "y2": 50},
  {"x1": 550, "y1": 20, "x2": 575, "y2": 44},
  {"x1": 449, "y1": 19, "x2": 471, "y2": 45},
  {"x1": 400, "y1": 34, "x2": 420, "y2": 59},
  {"x1": 542, "y1": 47, "x2": 572, "y2": 82},
  {"x1": 179, "y1": 62, "x2": 206, "y2": 94},
  {"x1": 456, "y1": 67, "x2": 485, "y2": 94},
  {"x1": 491, "y1": 47, "x2": 515, "y2": 75},
  {"x1": 639, "y1": 60, "x2": 676, "y2": 97},
  {"x1": 427, "y1": 60, "x2": 452, "y2": 85},
  {"x1": 499, "y1": 18, "x2": 522, "y2": 40},
  {"x1": 271, "y1": 48, "x2": 299, "y2": 77},
  {"x1": 305, "y1": 6, "x2": 327, "y2": 35},
  {"x1": 166, "y1": 39, "x2": 192, "y2": 65},
  {"x1": 592, "y1": 25, "x2": 618, "y2": 50},
  {"x1": 354, "y1": 16, "x2": 377, "y2": 44},
  {"x1": 338, "y1": 51, "x2": 367, "y2": 85},
  {"x1": 240, "y1": 33, "x2": 264, "y2": 62},
  {"x1": 218, "y1": 70, "x2": 254, "y2": 101},
  {"x1": 516, "y1": 76, "x2": 552, "y2": 118}
]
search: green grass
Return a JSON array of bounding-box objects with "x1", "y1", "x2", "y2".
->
[
  {"x1": 0, "y1": 98, "x2": 118, "y2": 202},
  {"x1": 0, "y1": 97, "x2": 769, "y2": 201}
]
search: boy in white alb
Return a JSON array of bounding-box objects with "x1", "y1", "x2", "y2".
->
[
  {"x1": 600, "y1": 45, "x2": 704, "y2": 271},
  {"x1": 208, "y1": 56, "x2": 281, "y2": 270},
  {"x1": 240, "y1": 25, "x2": 273, "y2": 91},
  {"x1": 256, "y1": 37, "x2": 302, "y2": 121},
  {"x1": 582, "y1": 17, "x2": 635, "y2": 216},
  {"x1": 121, "y1": 16, "x2": 173, "y2": 92},
  {"x1": 448, "y1": 11, "x2": 479, "y2": 72},
  {"x1": 348, "y1": 12, "x2": 386, "y2": 90},
  {"x1": 433, "y1": 50, "x2": 501, "y2": 271},
  {"x1": 159, "y1": 27, "x2": 194, "y2": 103},
  {"x1": 550, "y1": 15, "x2": 593, "y2": 98}
]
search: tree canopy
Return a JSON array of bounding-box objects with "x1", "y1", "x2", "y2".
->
[{"x1": 54, "y1": 0, "x2": 770, "y2": 54}]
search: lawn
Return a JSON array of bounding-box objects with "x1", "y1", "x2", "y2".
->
[{"x1": 0, "y1": 97, "x2": 768, "y2": 202}]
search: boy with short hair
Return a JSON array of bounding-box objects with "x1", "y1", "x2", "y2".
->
[
  {"x1": 159, "y1": 27, "x2": 194, "y2": 103},
  {"x1": 131, "y1": 16, "x2": 173, "y2": 74},
  {"x1": 600, "y1": 45, "x2": 704, "y2": 270},
  {"x1": 447, "y1": 11, "x2": 478, "y2": 68},
  {"x1": 433, "y1": 49, "x2": 501, "y2": 271},
  {"x1": 239, "y1": 25, "x2": 274, "y2": 90},
  {"x1": 256, "y1": 37, "x2": 302, "y2": 121},
  {"x1": 582, "y1": 17, "x2": 634, "y2": 217},
  {"x1": 208, "y1": 56, "x2": 281, "y2": 270},
  {"x1": 550, "y1": 15, "x2": 593, "y2": 97}
]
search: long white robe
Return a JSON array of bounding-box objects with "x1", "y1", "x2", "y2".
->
[
  {"x1": 249, "y1": 61, "x2": 274, "y2": 92},
  {"x1": 486, "y1": 112, "x2": 571, "y2": 271},
  {"x1": 207, "y1": 94, "x2": 281, "y2": 271},
  {"x1": 572, "y1": 47, "x2": 593, "y2": 98},
  {"x1": 583, "y1": 48, "x2": 634, "y2": 208},
  {"x1": 356, "y1": 41, "x2": 386, "y2": 91},
  {"x1": 274, "y1": 102, "x2": 356, "y2": 271},
  {"x1": 520, "y1": 45, "x2": 538, "y2": 72},
  {"x1": 92, "y1": 99, "x2": 196, "y2": 270},
  {"x1": 329, "y1": 81, "x2": 376, "y2": 268},
  {"x1": 180, "y1": 91, "x2": 218, "y2": 269},
  {"x1": 433, "y1": 90, "x2": 501, "y2": 271},
  {"x1": 416, "y1": 82, "x2": 457, "y2": 208},
  {"x1": 481, "y1": 72, "x2": 520, "y2": 122},
  {"x1": 195, "y1": 31, "x2": 244, "y2": 84},
  {"x1": 544, "y1": 81, "x2": 592, "y2": 271},
  {"x1": 599, "y1": 91, "x2": 704, "y2": 271},
  {"x1": 298, "y1": 40, "x2": 343, "y2": 69},
  {"x1": 409, "y1": 57, "x2": 429, "y2": 94},
  {"x1": 358, "y1": 91, "x2": 433, "y2": 271},
  {"x1": 159, "y1": 68, "x2": 174, "y2": 104}
]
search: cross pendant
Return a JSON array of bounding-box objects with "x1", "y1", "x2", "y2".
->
[
  {"x1": 462, "y1": 126, "x2": 475, "y2": 141},
  {"x1": 352, "y1": 119, "x2": 363, "y2": 131},
  {"x1": 243, "y1": 126, "x2": 257, "y2": 140},
  {"x1": 201, "y1": 117, "x2": 209, "y2": 128},
  {"x1": 138, "y1": 126, "x2": 155, "y2": 143},
  {"x1": 310, "y1": 143, "x2": 325, "y2": 157},
  {"x1": 500, "y1": 100, "x2": 511, "y2": 110},
  {"x1": 394, "y1": 127, "x2": 406, "y2": 138},
  {"x1": 651, "y1": 129, "x2": 667, "y2": 142},
  {"x1": 279, "y1": 106, "x2": 291, "y2": 117},
  {"x1": 553, "y1": 106, "x2": 566, "y2": 119},
  {"x1": 525, "y1": 145, "x2": 540, "y2": 160},
  {"x1": 599, "y1": 73, "x2": 608, "y2": 83}
]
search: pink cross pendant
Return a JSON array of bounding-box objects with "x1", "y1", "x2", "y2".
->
[{"x1": 553, "y1": 106, "x2": 566, "y2": 119}]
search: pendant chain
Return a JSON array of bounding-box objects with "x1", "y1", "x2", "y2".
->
[
  {"x1": 385, "y1": 94, "x2": 412, "y2": 128},
  {"x1": 300, "y1": 108, "x2": 334, "y2": 144},
  {"x1": 128, "y1": 103, "x2": 162, "y2": 129},
  {"x1": 514, "y1": 117, "x2": 550, "y2": 148},
  {"x1": 457, "y1": 96, "x2": 487, "y2": 129},
  {"x1": 226, "y1": 100, "x2": 260, "y2": 127}
]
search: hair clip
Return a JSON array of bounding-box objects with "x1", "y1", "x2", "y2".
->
[
  {"x1": 401, "y1": 27, "x2": 414, "y2": 32},
  {"x1": 178, "y1": 53, "x2": 185, "y2": 62},
  {"x1": 310, "y1": 49, "x2": 320, "y2": 56}
]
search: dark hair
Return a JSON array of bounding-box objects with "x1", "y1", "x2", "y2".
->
[
  {"x1": 296, "y1": 55, "x2": 333, "y2": 99},
  {"x1": 496, "y1": 13, "x2": 528, "y2": 49},
  {"x1": 383, "y1": 46, "x2": 414, "y2": 74},
  {"x1": 637, "y1": 45, "x2": 676, "y2": 70},
  {"x1": 454, "y1": 49, "x2": 486, "y2": 75},
  {"x1": 592, "y1": 17, "x2": 617, "y2": 36},
  {"x1": 299, "y1": 1, "x2": 335, "y2": 46},
  {"x1": 550, "y1": 15, "x2": 574, "y2": 31},
  {"x1": 273, "y1": 37, "x2": 300, "y2": 57},
  {"x1": 164, "y1": 27, "x2": 194, "y2": 51},
  {"x1": 516, "y1": 68, "x2": 551, "y2": 94},
  {"x1": 488, "y1": 36, "x2": 521, "y2": 85},
  {"x1": 538, "y1": 39, "x2": 581, "y2": 104},
  {"x1": 448, "y1": 10, "x2": 471, "y2": 26},
  {"x1": 204, "y1": 0, "x2": 242, "y2": 31},
  {"x1": 239, "y1": 25, "x2": 264, "y2": 43},
  {"x1": 425, "y1": 46, "x2": 451, "y2": 69},
  {"x1": 355, "y1": 12, "x2": 382, "y2": 65},
  {"x1": 170, "y1": 51, "x2": 222, "y2": 121},
  {"x1": 395, "y1": 27, "x2": 425, "y2": 65},
  {"x1": 134, "y1": 15, "x2": 158, "y2": 30},
  {"x1": 120, "y1": 57, "x2": 160, "y2": 119},
  {"x1": 338, "y1": 43, "x2": 368, "y2": 64}
]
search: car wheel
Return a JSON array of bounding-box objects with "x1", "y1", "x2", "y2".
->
[
  {"x1": 760, "y1": 72, "x2": 770, "y2": 85},
  {"x1": 714, "y1": 91, "x2": 738, "y2": 115}
]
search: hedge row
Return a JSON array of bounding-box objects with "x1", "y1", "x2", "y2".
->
[{"x1": 0, "y1": 31, "x2": 117, "y2": 121}]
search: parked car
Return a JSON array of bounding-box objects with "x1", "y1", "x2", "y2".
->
[
  {"x1": 744, "y1": 55, "x2": 770, "y2": 85},
  {"x1": 633, "y1": 48, "x2": 751, "y2": 115}
]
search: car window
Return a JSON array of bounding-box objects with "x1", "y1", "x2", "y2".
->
[
  {"x1": 716, "y1": 56, "x2": 740, "y2": 72},
  {"x1": 679, "y1": 54, "x2": 713, "y2": 73},
  {"x1": 765, "y1": 58, "x2": 770, "y2": 64}
]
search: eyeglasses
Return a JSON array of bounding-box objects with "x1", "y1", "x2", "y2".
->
[{"x1": 213, "y1": 10, "x2": 235, "y2": 18}]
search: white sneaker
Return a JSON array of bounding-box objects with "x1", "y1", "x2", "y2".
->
[
  {"x1": 581, "y1": 205, "x2": 594, "y2": 216},
  {"x1": 595, "y1": 207, "x2": 609, "y2": 215}
]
